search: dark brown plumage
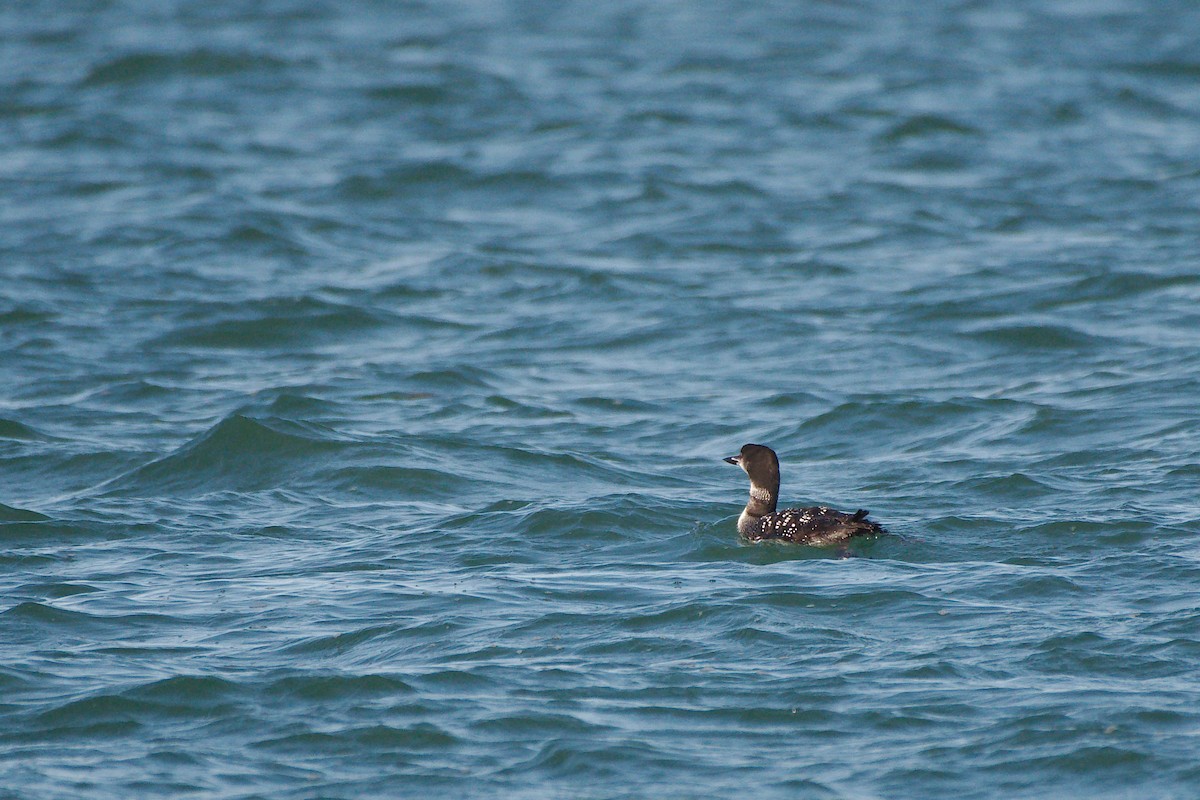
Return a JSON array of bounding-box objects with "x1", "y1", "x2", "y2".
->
[{"x1": 724, "y1": 443, "x2": 883, "y2": 545}]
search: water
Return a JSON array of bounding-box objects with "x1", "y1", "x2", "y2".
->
[{"x1": 3, "y1": 1, "x2": 1200, "y2": 797}]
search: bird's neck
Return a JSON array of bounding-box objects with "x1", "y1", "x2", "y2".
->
[{"x1": 744, "y1": 481, "x2": 778, "y2": 517}]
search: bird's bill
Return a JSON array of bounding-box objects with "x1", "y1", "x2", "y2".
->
[{"x1": 723, "y1": 455, "x2": 741, "y2": 465}]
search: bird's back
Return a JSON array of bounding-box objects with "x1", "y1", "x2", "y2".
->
[{"x1": 741, "y1": 506, "x2": 882, "y2": 545}]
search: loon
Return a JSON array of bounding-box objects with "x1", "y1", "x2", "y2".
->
[{"x1": 724, "y1": 443, "x2": 883, "y2": 544}]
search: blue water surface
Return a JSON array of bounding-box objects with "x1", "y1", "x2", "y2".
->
[{"x1": 3, "y1": 1, "x2": 1200, "y2": 798}]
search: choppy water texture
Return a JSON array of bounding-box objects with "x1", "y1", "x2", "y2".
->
[{"x1": 4, "y1": 1, "x2": 1200, "y2": 797}]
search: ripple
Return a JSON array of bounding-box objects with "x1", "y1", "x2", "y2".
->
[
  {"x1": 324, "y1": 465, "x2": 474, "y2": 501},
  {"x1": 255, "y1": 722, "x2": 458, "y2": 752},
  {"x1": 0, "y1": 418, "x2": 52, "y2": 441},
  {"x1": 103, "y1": 414, "x2": 359, "y2": 496},
  {"x1": 0, "y1": 503, "x2": 49, "y2": 523},
  {"x1": 966, "y1": 323, "x2": 1104, "y2": 351},
  {"x1": 0, "y1": 601, "x2": 178, "y2": 632},
  {"x1": 283, "y1": 624, "x2": 399, "y2": 655},
  {"x1": 336, "y1": 162, "x2": 472, "y2": 199},
  {"x1": 125, "y1": 675, "x2": 243, "y2": 711},
  {"x1": 878, "y1": 114, "x2": 983, "y2": 142},
  {"x1": 150, "y1": 296, "x2": 391, "y2": 350},
  {"x1": 80, "y1": 49, "x2": 290, "y2": 87},
  {"x1": 470, "y1": 710, "x2": 609, "y2": 737},
  {"x1": 265, "y1": 673, "x2": 416, "y2": 700},
  {"x1": 26, "y1": 694, "x2": 146, "y2": 739}
]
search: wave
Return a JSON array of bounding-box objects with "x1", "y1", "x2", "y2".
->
[
  {"x1": 0, "y1": 417, "x2": 53, "y2": 442},
  {"x1": 0, "y1": 502, "x2": 49, "y2": 522},
  {"x1": 81, "y1": 49, "x2": 290, "y2": 87},
  {"x1": 149, "y1": 295, "x2": 391, "y2": 350},
  {"x1": 102, "y1": 414, "x2": 354, "y2": 496},
  {"x1": 966, "y1": 322, "x2": 1105, "y2": 350},
  {"x1": 878, "y1": 114, "x2": 982, "y2": 142}
]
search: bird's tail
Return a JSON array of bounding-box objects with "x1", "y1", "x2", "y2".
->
[{"x1": 851, "y1": 508, "x2": 885, "y2": 534}]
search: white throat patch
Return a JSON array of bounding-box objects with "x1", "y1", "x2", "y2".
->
[{"x1": 749, "y1": 485, "x2": 773, "y2": 503}]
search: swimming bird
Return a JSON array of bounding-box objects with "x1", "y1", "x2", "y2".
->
[{"x1": 724, "y1": 443, "x2": 883, "y2": 544}]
